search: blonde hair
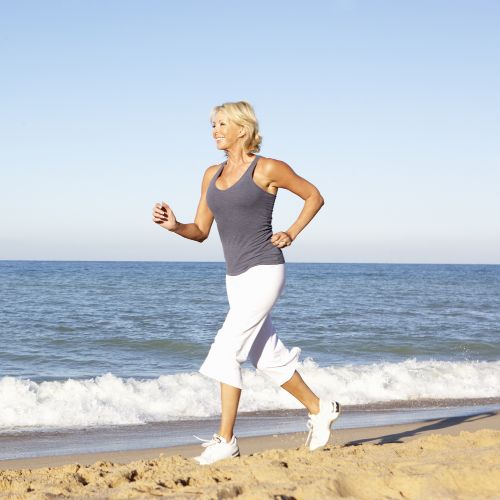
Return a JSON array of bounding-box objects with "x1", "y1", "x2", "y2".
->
[{"x1": 210, "y1": 101, "x2": 262, "y2": 154}]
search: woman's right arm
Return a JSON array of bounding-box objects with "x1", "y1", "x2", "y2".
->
[{"x1": 152, "y1": 165, "x2": 218, "y2": 243}]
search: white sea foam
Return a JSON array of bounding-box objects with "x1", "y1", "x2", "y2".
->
[{"x1": 1, "y1": 358, "x2": 499, "y2": 430}]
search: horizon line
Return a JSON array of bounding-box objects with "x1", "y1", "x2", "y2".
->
[{"x1": 0, "y1": 259, "x2": 498, "y2": 266}]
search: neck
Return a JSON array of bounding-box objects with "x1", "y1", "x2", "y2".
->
[{"x1": 225, "y1": 148, "x2": 254, "y2": 166}]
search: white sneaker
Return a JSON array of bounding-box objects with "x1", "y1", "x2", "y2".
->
[
  {"x1": 305, "y1": 400, "x2": 341, "y2": 451},
  {"x1": 193, "y1": 433, "x2": 240, "y2": 465}
]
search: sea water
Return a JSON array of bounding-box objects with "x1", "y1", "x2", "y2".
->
[{"x1": 0, "y1": 261, "x2": 499, "y2": 457}]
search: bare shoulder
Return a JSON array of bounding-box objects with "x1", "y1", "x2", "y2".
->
[
  {"x1": 257, "y1": 156, "x2": 295, "y2": 184},
  {"x1": 203, "y1": 163, "x2": 221, "y2": 182},
  {"x1": 257, "y1": 155, "x2": 320, "y2": 198},
  {"x1": 252, "y1": 156, "x2": 292, "y2": 194},
  {"x1": 205, "y1": 163, "x2": 221, "y2": 175},
  {"x1": 258, "y1": 155, "x2": 292, "y2": 173}
]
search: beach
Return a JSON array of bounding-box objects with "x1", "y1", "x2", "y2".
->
[{"x1": 1, "y1": 410, "x2": 499, "y2": 499}]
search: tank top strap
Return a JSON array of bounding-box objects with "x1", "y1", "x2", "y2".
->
[
  {"x1": 247, "y1": 155, "x2": 260, "y2": 179},
  {"x1": 210, "y1": 161, "x2": 226, "y2": 188}
]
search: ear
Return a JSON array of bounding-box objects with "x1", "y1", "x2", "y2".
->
[{"x1": 237, "y1": 125, "x2": 246, "y2": 138}]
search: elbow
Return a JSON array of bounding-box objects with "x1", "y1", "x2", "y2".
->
[
  {"x1": 194, "y1": 223, "x2": 209, "y2": 243},
  {"x1": 314, "y1": 191, "x2": 325, "y2": 208},
  {"x1": 307, "y1": 192, "x2": 324, "y2": 210}
]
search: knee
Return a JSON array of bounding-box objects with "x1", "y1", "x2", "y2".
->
[
  {"x1": 251, "y1": 346, "x2": 301, "y2": 385},
  {"x1": 200, "y1": 343, "x2": 244, "y2": 389}
]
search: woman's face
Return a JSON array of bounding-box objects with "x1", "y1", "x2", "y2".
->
[{"x1": 211, "y1": 111, "x2": 244, "y2": 151}]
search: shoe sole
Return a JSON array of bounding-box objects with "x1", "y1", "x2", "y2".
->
[{"x1": 194, "y1": 448, "x2": 240, "y2": 465}]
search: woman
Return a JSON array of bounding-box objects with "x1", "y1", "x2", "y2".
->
[{"x1": 152, "y1": 101, "x2": 340, "y2": 465}]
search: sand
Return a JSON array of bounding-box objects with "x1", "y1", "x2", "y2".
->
[{"x1": 0, "y1": 412, "x2": 499, "y2": 499}]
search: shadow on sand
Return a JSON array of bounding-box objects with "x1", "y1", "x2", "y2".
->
[{"x1": 344, "y1": 411, "x2": 498, "y2": 446}]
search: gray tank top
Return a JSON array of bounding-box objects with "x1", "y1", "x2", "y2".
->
[{"x1": 206, "y1": 154, "x2": 285, "y2": 276}]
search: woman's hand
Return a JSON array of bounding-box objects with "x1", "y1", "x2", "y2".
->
[
  {"x1": 271, "y1": 231, "x2": 293, "y2": 248},
  {"x1": 152, "y1": 202, "x2": 178, "y2": 232}
]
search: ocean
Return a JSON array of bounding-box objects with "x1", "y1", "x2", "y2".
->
[{"x1": 1, "y1": 261, "x2": 499, "y2": 459}]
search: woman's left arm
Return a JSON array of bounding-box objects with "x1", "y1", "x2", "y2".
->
[{"x1": 264, "y1": 159, "x2": 325, "y2": 248}]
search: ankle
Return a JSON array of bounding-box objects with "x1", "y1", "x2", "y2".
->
[{"x1": 217, "y1": 432, "x2": 234, "y2": 443}]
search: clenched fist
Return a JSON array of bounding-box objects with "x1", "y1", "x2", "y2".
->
[
  {"x1": 271, "y1": 231, "x2": 293, "y2": 248},
  {"x1": 152, "y1": 202, "x2": 178, "y2": 232}
]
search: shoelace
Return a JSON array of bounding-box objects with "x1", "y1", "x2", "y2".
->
[
  {"x1": 193, "y1": 434, "x2": 222, "y2": 448},
  {"x1": 304, "y1": 416, "x2": 315, "y2": 448}
]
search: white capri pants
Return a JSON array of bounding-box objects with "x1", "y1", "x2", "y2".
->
[{"x1": 199, "y1": 263, "x2": 301, "y2": 389}]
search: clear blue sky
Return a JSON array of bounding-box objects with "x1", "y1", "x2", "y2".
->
[{"x1": 1, "y1": 0, "x2": 498, "y2": 264}]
